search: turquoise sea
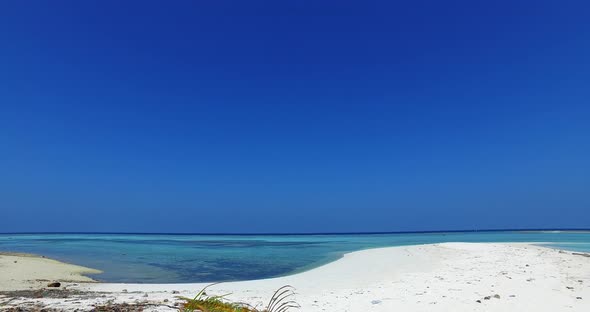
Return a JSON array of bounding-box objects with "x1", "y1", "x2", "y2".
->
[{"x1": 1, "y1": 231, "x2": 589, "y2": 283}]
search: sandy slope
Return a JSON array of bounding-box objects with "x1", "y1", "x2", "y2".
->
[
  {"x1": 1, "y1": 243, "x2": 589, "y2": 311},
  {"x1": 0, "y1": 252, "x2": 100, "y2": 291}
]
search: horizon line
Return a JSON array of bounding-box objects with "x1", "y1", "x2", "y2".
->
[{"x1": 1, "y1": 227, "x2": 589, "y2": 236}]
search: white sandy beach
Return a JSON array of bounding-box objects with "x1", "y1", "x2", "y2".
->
[
  {"x1": 1, "y1": 243, "x2": 589, "y2": 311},
  {"x1": 0, "y1": 252, "x2": 101, "y2": 292}
]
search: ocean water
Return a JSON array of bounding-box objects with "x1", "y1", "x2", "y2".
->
[{"x1": 0, "y1": 231, "x2": 589, "y2": 283}]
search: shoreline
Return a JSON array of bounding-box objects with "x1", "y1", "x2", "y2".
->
[
  {"x1": 0, "y1": 252, "x2": 101, "y2": 292},
  {"x1": 1, "y1": 243, "x2": 589, "y2": 311}
]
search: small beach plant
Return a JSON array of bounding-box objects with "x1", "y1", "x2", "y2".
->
[
  {"x1": 180, "y1": 284, "x2": 299, "y2": 312},
  {"x1": 264, "y1": 286, "x2": 299, "y2": 312}
]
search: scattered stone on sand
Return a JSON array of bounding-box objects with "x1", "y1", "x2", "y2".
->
[
  {"x1": 576, "y1": 297, "x2": 583, "y2": 300},
  {"x1": 566, "y1": 286, "x2": 574, "y2": 290},
  {"x1": 172, "y1": 290, "x2": 180, "y2": 294},
  {"x1": 122, "y1": 289, "x2": 128, "y2": 293},
  {"x1": 371, "y1": 300, "x2": 381, "y2": 304},
  {"x1": 0, "y1": 288, "x2": 86, "y2": 299},
  {"x1": 493, "y1": 294, "x2": 500, "y2": 299},
  {"x1": 47, "y1": 282, "x2": 61, "y2": 288},
  {"x1": 572, "y1": 252, "x2": 590, "y2": 257},
  {"x1": 483, "y1": 296, "x2": 491, "y2": 300},
  {"x1": 476, "y1": 300, "x2": 482, "y2": 303},
  {"x1": 92, "y1": 302, "x2": 153, "y2": 311}
]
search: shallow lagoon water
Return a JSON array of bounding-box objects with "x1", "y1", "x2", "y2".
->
[{"x1": 1, "y1": 231, "x2": 589, "y2": 283}]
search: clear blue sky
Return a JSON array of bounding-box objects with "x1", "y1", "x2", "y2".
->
[{"x1": 1, "y1": 1, "x2": 589, "y2": 233}]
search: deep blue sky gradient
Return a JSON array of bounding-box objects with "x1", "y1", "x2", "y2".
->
[{"x1": 1, "y1": 0, "x2": 589, "y2": 233}]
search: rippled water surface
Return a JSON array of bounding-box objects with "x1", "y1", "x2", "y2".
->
[{"x1": 1, "y1": 231, "x2": 589, "y2": 283}]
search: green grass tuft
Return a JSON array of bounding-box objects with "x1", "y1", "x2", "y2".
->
[{"x1": 181, "y1": 284, "x2": 299, "y2": 312}]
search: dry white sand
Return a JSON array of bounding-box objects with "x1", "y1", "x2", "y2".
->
[
  {"x1": 1, "y1": 243, "x2": 589, "y2": 311},
  {"x1": 0, "y1": 252, "x2": 100, "y2": 291}
]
